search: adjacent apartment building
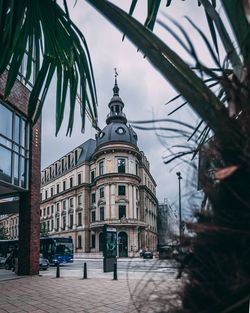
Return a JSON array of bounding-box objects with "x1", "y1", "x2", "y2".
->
[{"x1": 39, "y1": 80, "x2": 158, "y2": 257}]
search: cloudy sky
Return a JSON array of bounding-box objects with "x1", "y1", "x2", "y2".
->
[{"x1": 41, "y1": 1, "x2": 216, "y2": 217}]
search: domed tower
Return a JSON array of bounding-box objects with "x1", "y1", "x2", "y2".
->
[
  {"x1": 96, "y1": 76, "x2": 138, "y2": 148},
  {"x1": 89, "y1": 76, "x2": 149, "y2": 257}
]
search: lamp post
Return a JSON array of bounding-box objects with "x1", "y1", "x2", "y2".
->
[{"x1": 176, "y1": 172, "x2": 182, "y2": 245}]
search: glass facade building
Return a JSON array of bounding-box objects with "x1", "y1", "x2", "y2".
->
[{"x1": 0, "y1": 100, "x2": 29, "y2": 190}]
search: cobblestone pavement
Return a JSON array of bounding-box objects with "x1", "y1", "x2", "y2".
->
[{"x1": 0, "y1": 273, "x2": 182, "y2": 313}]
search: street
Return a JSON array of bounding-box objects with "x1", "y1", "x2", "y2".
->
[{"x1": 40, "y1": 257, "x2": 179, "y2": 281}]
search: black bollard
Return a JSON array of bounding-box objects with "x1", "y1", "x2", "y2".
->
[
  {"x1": 56, "y1": 263, "x2": 60, "y2": 278},
  {"x1": 83, "y1": 262, "x2": 87, "y2": 279},
  {"x1": 113, "y1": 262, "x2": 117, "y2": 280}
]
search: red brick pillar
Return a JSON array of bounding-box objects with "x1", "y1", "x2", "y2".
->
[{"x1": 18, "y1": 120, "x2": 41, "y2": 275}]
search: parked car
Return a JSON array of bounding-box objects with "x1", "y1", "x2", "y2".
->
[
  {"x1": 0, "y1": 256, "x2": 6, "y2": 268},
  {"x1": 143, "y1": 251, "x2": 153, "y2": 259},
  {"x1": 39, "y1": 254, "x2": 49, "y2": 270}
]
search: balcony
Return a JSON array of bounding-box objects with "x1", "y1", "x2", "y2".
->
[{"x1": 90, "y1": 218, "x2": 146, "y2": 229}]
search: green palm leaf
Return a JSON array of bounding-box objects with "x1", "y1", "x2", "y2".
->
[
  {"x1": 86, "y1": 0, "x2": 242, "y2": 146},
  {"x1": 0, "y1": 0, "x2": 98, "y2": 135}
]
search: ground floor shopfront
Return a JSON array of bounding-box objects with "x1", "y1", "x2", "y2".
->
[{"x1": 49, "y1": 223, "x2": 158, "y2": 257}]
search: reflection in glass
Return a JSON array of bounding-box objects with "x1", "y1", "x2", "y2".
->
[
  {"x1": 15, "y1": 115, "x2": 20, "y2": 143},
  {"x1": 0, "y1": 103, "x2": 12, "y2": 139},
  {"x1": 20, "y1": 119, "x2": 26, "y2": 147},
  {"x1": 20, "y1": 156, "x2": 26, "y2": 188},
  {"x1": 14, "y1": 153, "x2": 19, "y2": 185},
  {"x1": 0, "y1": 147, "x2": 12, "y2": 183}
]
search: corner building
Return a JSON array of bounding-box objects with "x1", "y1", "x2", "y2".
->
[{"x1": 41, "y1": 80, "x2": 158, "y2": 257}]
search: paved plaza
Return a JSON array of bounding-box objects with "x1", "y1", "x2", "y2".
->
[{"x1": 0, "y1": 266, "x2": 182, "y2": 313}]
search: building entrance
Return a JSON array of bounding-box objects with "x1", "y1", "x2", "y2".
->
[{"x1": 118, "y1": 232, "x2": 128, "y2": 257}]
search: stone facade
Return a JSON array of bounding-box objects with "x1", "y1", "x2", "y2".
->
[{"x1": 40, "y1": 81, "x2": 158, "y2": 257}]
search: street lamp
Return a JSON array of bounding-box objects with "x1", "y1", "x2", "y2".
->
[{"x1": 176, "y1": 172, "x2": 182, "y2": 245}]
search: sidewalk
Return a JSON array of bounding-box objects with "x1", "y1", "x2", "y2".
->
[{"x1": 0, "y1": 270, "x2": 182, "y2": 313}]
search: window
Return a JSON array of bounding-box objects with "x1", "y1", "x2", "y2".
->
[
  {"x1": 78, "y1": 212, "x2": 82, "y2": 226},
  {"x1": 63, "y1": 200, "x2": 66, "y2": 210},
  {"x1": 51, "y1": 220, "x2": 54, "y2": 231},
  {"x1": 43, "y1": 208, "x2": 46, "y2": 216},
  {"x1": 45, "y1": 190, "x2": 48, "y2": 199},
  {"x1": 56, "y1": 203, "x2": 60, "y2": 212},
  {"x1": 62, "y1": 216, "x2": 66, "y2": 230},
  {"x1": 68, "y1": 155, "x2": 71, "y2": 168},
  {"x1": 47, "y1": 206, "x2": 50, "y2": 215},
  {"x1": 118, "y1": 158, "x2": 125, "y2": 173},
  {"x1": 100, "y1": 207, "x2": 104, "y2": 221},
  {"x1": 91, "y1": 211, "x2": 96, "y2": 222},
  {"x1": 69, "y1": 214, "x2": 73, "y2": 229},
  {"x1": 91, "y1": 234, "x2": 96, "y2": 248},
  {"x1": 78, "y1": 195, "x2": 82, "y2": 206},
  {"x1": 78, "y1": 235, "x2": 82, "y2": 249},
  {"x1": 70, "y1": 177, "x2": 73, "y2": 188},
  {"x1": 91, "y1": 171, "x2": 95, "y2": 183},
  {"x1": 91, "y1": 193, "x2": 96, "y2": 204},
  {"x1": 40, "y1": 209, "x2": 42, "y2": 217},
  {"x1": 51, "y1": 205, "x2": 54, "y2": 214},
  {"x1": 118, "y1": 185, "x2": 126, "y2": 196},
  {"x1": 99, "y1": 187, "x2": 104, "y2": 198},
  {"x1": 56, "y1": 184, "x2": 60, "y2": 194},
  {"x1": 99, "y1": 161, "x2": 104, "y2": 175},
  {"x1": 56, "y1": 218, "x2": 59, "y2": 230},
  {"x1": 0, "y1": 102, "x2": 29, "y2": 188},
  {"x1": 136, "y1": 163, "x2": 138, "y2": 175},
  {"x1": 69, "y1": 198, "x2": 73, "y2": 208},
  {"x1": 78, "y1": 173, "x2": 82, "y2": 185},
  {"x1": 63, "y1": 180, "x2": 66, "y2": 191},
  {"x1": 55, "y1": 163, "x2": 58, "y2": 175},
  {"x1": 119, "y1": 205, "x2": 126, "y2": 219},
  {"x1": 50, "y1": 187, "x2": 54, "y2": 197},
  {"x1": 62, "y1": 159, "x2": 65, "y2": 172}
]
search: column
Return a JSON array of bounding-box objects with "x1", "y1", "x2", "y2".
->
[
  {"x1": 111, "y1": 184, "x2": 116, "y2": 218},
  {"x1": 133, "y1": 186, "x2": 137, "y2": 219},
  {"x1": 105, "y1": 185, "x2": 110, "y2": 219},
  {"x1": 73, "y1": 196, "x2": 76, "y2": 230},
  {"x1": 128, "y1": 184, "x2": 133, "y2": 218},
  {"x1": 18, "y1": 120, "x2": 41, "y2": 275}
]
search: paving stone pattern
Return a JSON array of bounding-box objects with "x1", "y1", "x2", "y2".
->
[{"x1": 0, "y1": 275, "x2": 182, "y2": 313}]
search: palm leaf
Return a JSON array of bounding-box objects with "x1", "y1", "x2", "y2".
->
[
  {"x1": 86, "y1": 0, "x2": 242, "y2": 146},
  {"x1": 199, "y1": 0, "x2": 243, "y2": 79},
  {"x1": 221, "y1": 0, "x2": 250, "y2": 70},
  {"x1": 0, "y1": 0, "x2": 98, "y2": 135}
]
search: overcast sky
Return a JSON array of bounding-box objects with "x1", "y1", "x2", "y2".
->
[{"x1": 41, "y1": 1, "x2": 218, "y2": 217}]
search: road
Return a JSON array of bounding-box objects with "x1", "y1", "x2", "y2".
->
[{"x1": 40, "y1": 257, "x2": 179, "y2": 281}]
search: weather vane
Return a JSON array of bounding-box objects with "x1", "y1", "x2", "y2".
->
[{"x1": 114, "y1": 67, "x2": 118, "y2": 78}]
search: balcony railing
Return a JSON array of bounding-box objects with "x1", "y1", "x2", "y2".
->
[{"x1": 90, "y1": 218, "x2": 146, "y2": 228}]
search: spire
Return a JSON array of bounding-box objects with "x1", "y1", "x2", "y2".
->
[
  {"x1": 113, "y1": 67, "x2": 119, "y2": 96},
  {"x1": 106, "y1": 69, "x2": 127, "y2": 125}
]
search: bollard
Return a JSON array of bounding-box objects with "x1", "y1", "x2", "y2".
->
[
  {"x1": 56, "y1": 263, "x2": 60, "y2": 278},
  {"x1": 83, "y1": 262, "x2": 87, "y2": 279},
  {"x1": 113, "y1": 262, "x2": 117, "y2": 280}
]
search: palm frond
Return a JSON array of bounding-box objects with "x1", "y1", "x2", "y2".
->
[{"x1": 0, "y1": 0, "x2": 98, "y2": 135}]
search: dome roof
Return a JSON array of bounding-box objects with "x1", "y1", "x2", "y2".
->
[{"x1": 96, "y1": 77, "x2": 138, "y2": 148}]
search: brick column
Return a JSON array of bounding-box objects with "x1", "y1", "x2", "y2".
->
[{"x1": 18, "y1": 120, "x2": 41, "y2": 275}]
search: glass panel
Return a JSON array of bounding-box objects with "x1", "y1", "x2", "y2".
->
[
  {"x1": 0, "y1": 137, "x2": 12, "y2": 149},
  {"x1": 14, "y1": 153, "x2": 19, "y2": 186},
  {"x1": 14, "y1": 115, "x2": 20, "y2": 144},
  {"x1": 20, "y1": 156, "x2": 27, "y2": 188},
  {"x1": 20, "y1": 119, "x2": 26, "y2": 147},
  {"x1": 0, "y1": 103, "x2": 12, "y2": 139},
  {"x1": 0, "y1": 147, "x2": 12, "y2": 183}
]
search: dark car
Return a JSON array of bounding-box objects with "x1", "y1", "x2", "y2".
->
[
  {"x1": 39, "y1": 254, "x2": 49, "y2": 270},
  {"x1": 143, "y1": 251, "x2": 153, "y2": 259}
]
